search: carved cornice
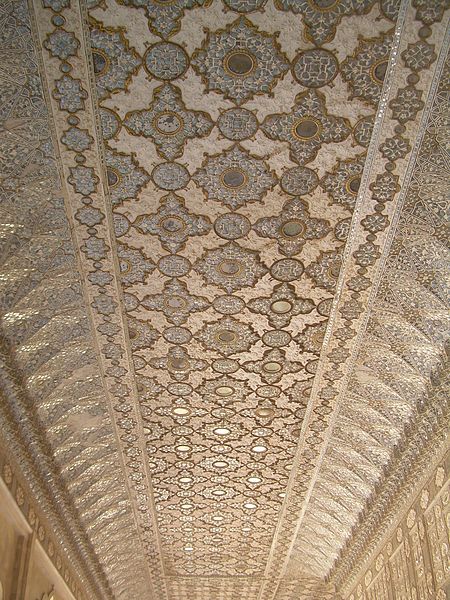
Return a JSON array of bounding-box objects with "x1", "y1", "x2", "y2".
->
[{"x1": 329, "y1": 364, "x2": 450, "y2": 593}]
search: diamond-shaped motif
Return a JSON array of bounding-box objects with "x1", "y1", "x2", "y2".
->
[
  {"x1": 193, "y1": 145, "x2": 276, "y2": 210},
  {"x1": 197, "y1": 316, "x2": 259, "y2": 357},
  {"x1": 134, "y1": 193, "x2": 212, "y2": 253},
  {"x1": 141, "y1": 279, "x2": 210, "y2": 325},
  {"x1": 247, "y1": 283, "x2": 315, "y2": 328},
  {"x1": 261, "y1": 90, "x2": 351, "y2": 165},
  {"x1": 191, "y1": 17, "x2": 289, "y2": 105},
  {"x1": 124, "y1": 84, "x2": 213, "y2": 161},
  {"x1": 253, "y1": 197, "x2": 331, "y2": 257},
  {"x1": 243, "y1": 348, "x2": 303, "y2": 384},
  {"x1": 195, "y1": 242, "x2": 267, "y2": 293}
]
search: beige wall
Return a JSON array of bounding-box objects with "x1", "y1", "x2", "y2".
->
[{"x1": 0, "y1": 479, "x2": 75, "y2": 600}]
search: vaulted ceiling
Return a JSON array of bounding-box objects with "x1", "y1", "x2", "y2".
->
[{"x1": 0, "y1": 0, "x2": 448, "y2": 599}]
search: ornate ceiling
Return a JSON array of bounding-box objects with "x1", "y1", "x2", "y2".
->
[{"x1": 0, "y1": 0, "x2": 448, "y2": 599}]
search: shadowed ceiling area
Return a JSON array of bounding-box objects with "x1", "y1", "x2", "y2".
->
[{"x1": 0, "y1": 0, "x2": 448, "y2": 599}]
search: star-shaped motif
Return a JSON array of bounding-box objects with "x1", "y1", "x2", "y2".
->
[
  {"x1": 243, "y1": 348, "x2": 303, "y2": 384},
  {"x1": 321, "y1": 154, "x2": 366, "y2": 212},
  {"x1": 117, "y1": 243, "x2": 156, "y2": 286},
  {"x1": 134, "y1": 193, "x2": 212, "y2": 253},
  {"x1": 127, "y1": 318, "x2": 160, "y2": 351},
  {"x1": 141, "y1": 278, "x2": 210, "y2": 325},
  {"x1": 124, "y1": 84, "x2": 213, "y2": 161},
  {"x1": 148, "y1": 347, "x2": 207, "y2": 381},
  {"x1": 191, "y1": 17, "x2": 289, "y2": 105},
  {"x1": 305, "y1": 249, "x2": 343, "y2": 291},
  {"x1": 193, "y1": 145, "x2": 276, "y2": 210},
  {"x1": 105, "y1": 147, "x2": 150, "y2": 207},
  {"x1": 294, "y1": 320, "x2": 327, "y2": 356},
  {"x1": 197, "y1": 316, "x2": 259, "y2": 357},
  {"x1": 253, "y1": 197, "x2": 331, "y2": 257},
  {"x1": 261, "y1": 90, "x2": 351, "y2": 165},
  {"x1": 195, "y1": 242, "x2": 268, "y2": 293},
  {"x1": 247, "y1": 283, "x2": 315, "y2": 328}
]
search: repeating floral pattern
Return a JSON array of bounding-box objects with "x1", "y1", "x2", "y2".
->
[{"x1": 9, "y1": 0, "x2": 449, "y2": 599}]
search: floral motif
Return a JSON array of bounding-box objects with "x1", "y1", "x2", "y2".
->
[
  {"x1": 253, "y1": 197, "x2": 331, "y2": 257},
  {"x1": 192, "y1": 145, "x2": 276, "y2": 210},
  {"x1": 197, "y1": 317, "x2": 259, "y2": 356},
  {"x1": 196, "y1": 375, "x2": 250, "y2": 405},
  {"x1": 379, "y1": 135, "x2": 411, "y2": 161},
  {"x1": 341, "y1": 32, "x2": 393, "y2": 108},
  {"x1": 191, "y1": 17, "x2": 289, "y2": 104},
  {"x1": 195, "y1": 242, "x2": 267, "y2": 293},
  {"x1": 124, "y1": 84, "x2": 213, "y2": 161},
  {"x1": 152, "y1": 162, "x2": 190, "y2": 191},
  {"x1": 261, "y1": 90, "x2": 351, "y2": 165},
  {"x1": 321, "y1": 154, "x2": 366, "y2": 212},
  {"x1": 134, "y1": 193, "x2": 212, "y2": 252},
  {"x1": 306, "y1": 249, "x2": 342, "y2": 291},
  {"x1": 127, "y1": 318, "x2": 160, "y2": 351},
  {"x1": 224, "y1": 0, "x2": 267, "y2": 11},
  {"x1": 389, "y1": 86, "x2": 424, "y2": 124},
  {"x1": 105, "y1": 148, "x2": 150, "y2": 207},
  {"x1": 68, "y1": 166, "x2": 99, "y2": 195},
  {"x1": 141, "y1": 279, "x2": 210, "y2": 325},
  {"x1": 42, "y1": 0, "x2": 70, "y2": 11},
  {"x1": 412, "y1": 0, "x2": 448, "y2": 25},
  {"x1": 148, "y1": 347, "x2": 207, "y2": 381},
  {"x1": 61, "y1": 127, "x2": 93, "y2": 152},
  {"x1": 369, "y1": 171, "x2": 400, "y2": 204},
  {"x1": 280, "y1": 166, "x2": 319, "y2": 196},
  {"x1": 401, "y1": 40, "x2": 436, "y2": 72},
  {"x1": 247, "y1": 283, "x2": 315, "y2": 328},
  {"x1": 44, "y1": 28, "x2": 79, "y2": 60},
  {"x1": 53, "y1": 75, "x2": 88, "y2": 113},
  {"x1": 90, "y1": 19, "x2": 141, "y2": 100},
  {"x1": 275, "y1": 0, "x2": 376, "y2": 45},
  {"x1": 243, "y1": 348, "x2": 303, "y2": 384},
  {"x1": 117, "y1": 243, "x2": 156, "y2": 286},
  {"x1": 353, "y1": 116, "x2": 374, "y2": 148}
]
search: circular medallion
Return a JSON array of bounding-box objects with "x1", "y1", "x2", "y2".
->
[
  {"x1": 292, "y1": 117, "x2": 322, "y2": 140},
  {"x1": 172, "y1": 406, "x2": 191, "y2": 416},
  {"x1": 280, "y1": 220, "x2": 305, "y2": 239},
  {"x1": 280, "y1": 166, "x2": 318, "y2": 196},
  {"x1": 371, "y1": 59, "x2": 388, "y2": 84},
  {"x1": 160, "y1": 215, "x2": 186, "y2": 233},
  {"x1": 292, "y1": 49, "x2": 338, "y2": 88},
  {"x1": 152, "y1": 162, "x2": 190, "y2": 191},
  {"x1": 271, "y1": 258, "x2": 304, "y2": 282},
  {"x1": 216, "y1": 329, "x2": 237, "y2": 344},
  {"x1": 256, "y1": 385, "x2": 280, "y2": 398},
  {"x1": 270, "y1": 299, "x2": 292, "y2": 314},
  {"x1": 317, "y1": 298, "x2": 333, "y2": 316},
  {"x1": 213, "y1": 295, "x2": 245, "y2": 315},
  {"x1": 158, "y1": 254, "x2": 191, "y2": 277},
  {"x1": 216, "y1": 259, "x2": 243, "y2": 277},
  {"x1": 255, "y1": 406, "x2": 275, "y2": 418},
  {"x1": 263, "y1": 361, "x2": 282, "y2": 373},
  {"x1": 92, "y1": 50, "x2": 109, "y2": 75},
  {"x1": 262, "y1": 330, "x2": 291, "y2": 348},
  {"x1": 100, "y1": 107, "x2": 121, "y2": 140},
  {"x1": 153, "y1": 112, "x2": 183, "y2": 136},
  {"x1": 169, "y1": 356, "x2": 189, "y2": 371},
  {"x1": 217, "y1": 108, "x2": 259, "y2": 140},
  {"x1": 214, "y1": 213, "x2": 251, "y2": 240},
  {"x1": 113, "y1": 214, "x2": 130, "y2": 238},
  {"x1": 305, "y1": 358, "x2": 319, "y2": 374},
  {"x1": 215, "y1": 385, "x2": 234, "y2": 397},
  {"x1": 107, "y1": 168, "x2": 120, "y2": 187},
  {"x1": 144, "y1": 42, "x2": 189, "y2": 81},
  {"x1": 346, "y1": 175, "x2": 361, "y2": 195},
  {"x1": 163, "y1": 326, "x2": 192, "y2": 344},
  {"x1": 212, "y1": 358, "x2": 239, "y2": 373},
  {"x1": 224, "y1": 51, "x2": 256, "y2": 76},
  {"x1": 167, "y1": 382, "x2": 192, "y2": 396},
  {"x1": 220, "y1": 167, "x2": 248, "y2": 189},
  {"x1": 164, "y1": 295, "x2": 188, "y2": 310}
]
